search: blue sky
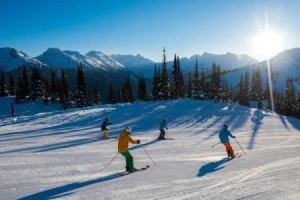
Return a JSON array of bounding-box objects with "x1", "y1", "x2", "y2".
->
[{"x1": 1, "y1": 0, "x2": 300, "y2": 62}]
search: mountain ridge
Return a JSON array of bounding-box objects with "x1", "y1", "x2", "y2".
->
[{"x1": 0, "y1": 47, "x2": 258, "y2": 74}]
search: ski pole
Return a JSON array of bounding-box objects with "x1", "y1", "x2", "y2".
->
[
  {"x1": 212, "y1": 142, "x2": 221, "y2": 147},
  {"x1": 235, "y1": 138, "x2": 246, "y2": 155},
  {"x1": 99, "y1": 153, "x2": 119, "y2": 172},
  {"x1": 142, "y1": 146, "x2": 156, "y2": 166}
]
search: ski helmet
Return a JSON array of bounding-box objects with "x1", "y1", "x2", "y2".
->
[
  {"x1": 124, "y1": 127, "x2": 132, "y2": 133},
  {"x1": 223, "y1": 124, "x2": 228, "y2": 129}
]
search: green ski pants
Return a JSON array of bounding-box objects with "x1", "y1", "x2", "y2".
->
[{"x1": 120, "y1": 151, "x2": 134, "y2": 170}]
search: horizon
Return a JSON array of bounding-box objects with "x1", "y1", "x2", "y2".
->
[{"x1": 1, "y1": 0, "x2": 300, "y2": 62}]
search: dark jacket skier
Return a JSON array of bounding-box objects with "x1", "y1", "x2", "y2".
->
[{"x1": 101, "y1": 118, "x2": 111, "y2": 139}]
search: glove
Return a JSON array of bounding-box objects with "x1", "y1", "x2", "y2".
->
[
  {"x1": 166, "y1": 128, "x2": 168, "y2": 130},
  {"x1": 137, "y1": 140, "x2": 140, "y2": 144},
  {"x1": 233, "y1": 136, "x2": 236, "y2": 138}
]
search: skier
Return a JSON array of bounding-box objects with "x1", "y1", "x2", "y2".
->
[
  {"x1": 101, "y1": 118, "x2": 111, "y2": 139},
  {"x1": 218, "y1": 124, "x2": 236, "y2": 158},
  {"x1": 118, "y1": 127, "x2": 140, "y2": 172},
  {"x1": 158, "y1": 118, "x2": 168, "y2": 139}
]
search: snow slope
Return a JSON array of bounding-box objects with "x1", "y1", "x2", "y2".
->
[{"x1": 1, "y1": 97, "x2": 300, "y2": 200}]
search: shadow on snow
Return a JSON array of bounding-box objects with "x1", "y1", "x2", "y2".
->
[
  {"x1": 198, "y1": 158, "x2": 229, "y2": 177},
  {"x1": 18, "y1": 173, "x2": 124, "y2": 200}
]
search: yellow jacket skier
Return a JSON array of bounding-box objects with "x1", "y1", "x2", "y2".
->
[{"x1": 118, "y1": 127, "x2": 140, "y2": 172}]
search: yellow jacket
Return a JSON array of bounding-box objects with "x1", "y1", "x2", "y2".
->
[{"x1": 118, "y1": 131, "x2": 139, "y2": 153}]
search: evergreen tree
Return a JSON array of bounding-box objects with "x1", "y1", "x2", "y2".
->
[
  {"x1": 92, "y1": 83, "x2": 100, "y2": 104},
  {"x1": 237, "y1": 74, "x2": 244, "y2": 105},
  {"x1": 157, "y1": 67, "x2": 162, "y2": 99},
  {"x1": 22, "y1": 66, "x2": 29, "y2": 97},
  {"x1": 121, "y1": 83, "x2": 126, "y2": 102},
  {"x1": 193, "y1": 57, "x2": 200, "y2": 99},
  {"x1": 243, "y1": 68, "x2": 250, "y2": 106},
  {"x1": 138, "y1": 75, "x2": 147, "y2": 101},
  {"x1": 219, "y1": 73, "x2": 230, "y2": 102},
  {"x1": 87, "y1": 90, "x2": 94, "y2": 106},
  {"x1": 75, "y1": 63, "x2": 87, "y2": 108},
  {"x1": 9, "y1": 74, "x2": 15, "y2": 96},
  {"x1": 108, "y1": 83, "x2": 116, "y2": 104},
  {"x1": 59, "y1": 69, "x2": 70, "y2": 109},
  {"x1": 284, "y1": 77, "x2": 296, "y2": 116},
  {"x1": 238, "y1": 68, "x2": 250, "y2": 106},
  {"x1": 179, "y1": 69, "x2": 185, "y2": 98},
  {"x1": 171, "y1": 54, "x2": 181, "y2": 99},
  {"x1": 200, "y1": 67, "x2": 206, "y2": 97},
  {"x1": 15, "y1": 76, "x2": 25, "y2": 103},
  {"x1": 151, "y1": 64, "x2": 160, "y2": 100},
  {"x1": 187, "y1": 72, "x2": 192, "y2": 98},
  {"x1": 43, "y1": 77, "x2": 50, "y2": 105},
  {"x1": 274, "y1": 89, "x2": 284, "y2": 114},
  {"x1": 160, "y1": 47, "x2": 169, "y2": 100},
  {"x1": 209, "y1": 63, "x2": 221, "y2": 100},
  {"x1": 30, "y1": 67, "x2": 45, "y2": 101},
  {"x1": 50, "y1": 71, "x2": 59, "y2": 102},
  {"x1": 123, "y1": 75, "x2": 134, "y2": 103},
  {"x1": 117, "y1": 87, "x2": 122, "y2": 103},
  {"x1": 0, "y1": 71, "x2": 6, "y2": 97},
  {"x1": 250, "y1": 66, "x2": 263, "y2": 108},
  {"x1": 295, "y1": 91, "x2": 300, "y2": 118}
]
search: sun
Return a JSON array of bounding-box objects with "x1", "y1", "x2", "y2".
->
[{"x1": 253, "y1": 30, "x2": 283, "y2": 60}]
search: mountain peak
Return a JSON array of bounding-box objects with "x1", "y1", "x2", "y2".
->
[{"x1": 0, "y1": 47, "x2": 42, "y2": 71}]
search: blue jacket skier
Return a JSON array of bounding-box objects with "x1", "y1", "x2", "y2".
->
[
  {"x1": 158, "y1": 118, "x2": 168, "y2": 139},
  {"x1": 218, "y1": 124, "x2": 236, "y2": 158},
  {"x1": 101, "y1": 118, "x2": 111, "y2": 139}
]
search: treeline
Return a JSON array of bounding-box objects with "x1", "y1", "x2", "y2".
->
[
  {"x1": 105, "y1": 48, "x2": 231, "y2": 103},
  {"x1": 235, "y1": 66, "x2": 300, "y2": 118},
  {"x1": 1, "y1": 47, "x2": 300, "y2": 119},
  {"x1": 0, "y1": 63, "x2": 101, "y2": 109}
]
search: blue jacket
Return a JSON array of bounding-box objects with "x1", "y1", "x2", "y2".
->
[
  {"x1": 159, "y1": 120, "x2": 168, "y2": 130},
  {"x1": 101, "y1": 120, "x2": 111, "y2": 131},
  {"x1": 219, "y1": 128, "x2": 235, "y2": 143}
]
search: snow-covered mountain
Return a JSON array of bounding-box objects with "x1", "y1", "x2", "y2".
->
[
  {"x1": 110, "y1": 54, "x2": 155, "y2": 77},
  {"x1": 0, "y1": 47, "x2": 138, "y2": 101},
  {"x1": 1, "y1": 46, "x2": 300, "y2": 95},
  {"x1": 36, "y1": 48, "x2": 125, "y2": 71},
  {"x1": 224, "y1": 48, "x2": 300, "y2": 93},
  {"x1": 260, "y1": 48, "x2": 300, "y2": 74},
  {"x1": 111, "y1": 52, "x2": 258, "y2": 78},
  {"x1": 190, "y1": 52, "x2": 258, "y2": 70},
  {"x1": 0, "y1": 47, "x2": 43, "y2": 72}
]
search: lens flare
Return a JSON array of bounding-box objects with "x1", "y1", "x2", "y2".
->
[{"x1": 254, "y1": 30, "x2": 283, "y2": 60}]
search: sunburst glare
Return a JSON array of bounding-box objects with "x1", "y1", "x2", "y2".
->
[{"x1": 253, "y1": 30, "x2": 284, "y2": 60}]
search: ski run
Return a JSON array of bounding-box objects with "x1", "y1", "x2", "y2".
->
[{"x1": 1, "y1": 97, "x2": 300, "y2": 199}]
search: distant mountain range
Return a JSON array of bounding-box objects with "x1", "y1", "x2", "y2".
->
[
  {"x1": 0, "y1": 47, "x2": 258, "y2": 76},
  {"x1": 224, "y1": 48, "x2": 300, "y2": 93},
  {"x1": 0, "y1": 47, "x2": 138, "y2": 101},
  {"x1": 1, "y1": 46, "x2": 300, "y2": 97}
]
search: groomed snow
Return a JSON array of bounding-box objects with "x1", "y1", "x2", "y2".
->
[{"x1": 1, "y1": 97, "x2": 300, "y2": 200}]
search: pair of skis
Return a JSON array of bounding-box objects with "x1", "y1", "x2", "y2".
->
[
  {"x1": 227, "y1": 153, "x2": 242, "y2": 160},
  {"x1": 118, "y1": 165, "x2": 150, "y2": 176},
  {"x1": 97, "y1": 136, "x2": 118, "y2": 140},
  {"x1": 157, "y1": 138, "x2": 175, "y2": 140}
]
